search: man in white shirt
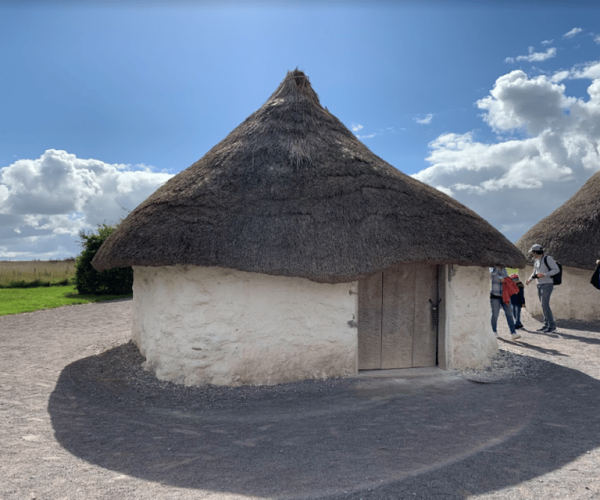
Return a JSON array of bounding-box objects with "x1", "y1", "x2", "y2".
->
[{"x1": 525, "y1": 244, "x2": 560, "y2": 333}]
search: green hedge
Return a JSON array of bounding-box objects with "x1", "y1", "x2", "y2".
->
[
  {"x1": 75, "y1": 224, "x2": 133, "y2": 295},
  {"x1": 0, "y1": 278, "x2": 71, "y2": 289}
]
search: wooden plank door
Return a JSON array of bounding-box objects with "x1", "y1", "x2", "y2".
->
[
  {"x1": 357, "y1": 272, "x2": 383, "y2": 370},
  {"x1": 358, "y1": 263, "x2": 438, "y2": 370}
]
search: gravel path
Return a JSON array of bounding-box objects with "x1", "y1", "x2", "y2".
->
[{"x1": 1, "y1": 300, "x2": 600, "y2": 499}]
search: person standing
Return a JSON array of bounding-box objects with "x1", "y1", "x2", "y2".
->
[
  {"x1": 525, "y1": 244, "x2": 559, "y2": 333},
  {"x1": 591, "y1": 258, "x2": 600, "y2": 290},
  {"x1": 490, "y1": 267, "x2": 521, "y2": 340},
  {"x1": 509, "y1": 273, "x2": 526, "y2": 329}
]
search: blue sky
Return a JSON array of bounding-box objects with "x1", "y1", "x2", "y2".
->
[{"x1": 1, "y1": 1, "x2": 600, "y2": 260}]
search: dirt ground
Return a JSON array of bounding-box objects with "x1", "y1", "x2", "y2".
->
[{"x1": 2, "y1": 299, "x2": 600, "y2": 500}]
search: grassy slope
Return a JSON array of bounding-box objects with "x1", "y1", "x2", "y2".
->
[{"x1": 0, "y1": 285, "x2": 132, "y2": 316}]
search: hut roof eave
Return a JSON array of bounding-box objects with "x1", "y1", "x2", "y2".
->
[
  {"x1": 92, "y1": 69, "x2": 526, "y2": 277},
  {"x1": 516, "y1": 170, "x2": 600, "y2": 271}
]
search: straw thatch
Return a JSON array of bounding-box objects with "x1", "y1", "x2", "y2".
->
[
  {"x1": 93, "y1": 69, "x2": 525, "y2": 282},
  {"x1": 516, "y1": 170, "x2": 600, "y2": 270}
]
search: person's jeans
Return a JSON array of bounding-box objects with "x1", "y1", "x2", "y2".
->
[
  {"x1": 537, "y1": 283, "x2": 555, "y2": 329},
  {"x1": 511, "y1": 304, "x2": 522, "y2": 326},
  {"x1": 491, "y1": 297, "x2": 516, "y2": 334}
]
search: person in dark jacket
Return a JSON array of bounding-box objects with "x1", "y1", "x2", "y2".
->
[
  {"x1": 592, "y1": 259, "x2": 600, "y2": 290},
  {"x1": 509, "y1": 274, "x2": 525, "y2": 329}
]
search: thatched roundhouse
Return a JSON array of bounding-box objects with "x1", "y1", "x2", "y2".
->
[
  {"x1": 93, "y1": 69, "x2": 525, "y2": 386},
  {"x1": 516, "y1": 170, "x2": 600, "y2": 321}
]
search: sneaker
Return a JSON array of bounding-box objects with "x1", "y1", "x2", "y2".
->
[
  {"x1": 511, "y1": 333, "x2": 522, "y2": 340},
  {"x1": 536, "y1": 326, "x2": 548, "y2": 332},
  {"x1": 546, "y1": 327, "x2": 557, "y2": 333},
  {"x1": 515, "y1": 324, "x2": 524, "y2": 329}
]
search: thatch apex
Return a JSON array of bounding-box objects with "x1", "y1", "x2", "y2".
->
[
  {"x1": 516, "y1": 170, "x2": 600, "y2": 270},
  {"x1": 93, "y1": 69, "x2": 526, "y2": 281}
]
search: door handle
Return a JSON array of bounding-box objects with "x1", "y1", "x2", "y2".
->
[{"x1": 429, "y1": 298, "x2": 442, "y2": 331}]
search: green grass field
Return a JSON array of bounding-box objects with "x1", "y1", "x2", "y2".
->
[
  {"x1": 0, "y1": 285, "x2": 132, "y2": 316},
  {"x1": 0, "y1": 259, "x2": 77, "y2": 288}
]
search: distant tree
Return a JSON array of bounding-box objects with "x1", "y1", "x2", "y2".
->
[{"x1": 75, "y1": 223, "x2": 133, "y2": 295}]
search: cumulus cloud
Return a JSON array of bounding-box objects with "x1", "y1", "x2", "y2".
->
[
  {"x1": 351, "y1": 123, "x2": 364, "y2": 132},
  {"x1": 413, "y1": 61, "x2": 600, "y2": 243},
  {"x1": 563, "y1": 27, "x2": 583, "y2": 39},
  {"x1": 505, "y1": 47, "x2": 557, "y2": 64},
  {"x1": 0, "y1": 150, "x2": 173, "y2": 259},
  {"x1": 415, "y1": 114, "x2": 433, "y2": 125},
  {"x1": 477, "y1": 70, "x2": 575, "y2": 135}
]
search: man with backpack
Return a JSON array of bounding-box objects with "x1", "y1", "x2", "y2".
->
[{"x1": 525, "y1": 244, "x2": 561, "y2": 333}]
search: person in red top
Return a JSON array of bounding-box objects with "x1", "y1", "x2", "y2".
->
[
  {"x1": 509, "y1": 274, "x2": 526, "y2": 329},
  {"x1": 490, "y1": 267, "x2": 520, "y2": 340}
]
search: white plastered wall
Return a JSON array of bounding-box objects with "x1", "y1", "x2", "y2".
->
[
  {"x1": 441, "y1": 265, "x2": 498, "y2": 370},
  {"x1": 132, "y1": 265, "x2": 359, "y2": 386},
  {"x1": 522, "y1": 265, "x2": 600, "y2": 321}
]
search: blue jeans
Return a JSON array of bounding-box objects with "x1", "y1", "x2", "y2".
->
[
  {"x1": 491, "y1": 297, "x2": 516, "y2": 334},
  {"x1": 537, "y1": 283, "x2": 555, "y2": 329},
  {"x1": 511, "y1": 304, "x2": 522, "y2": 326}
]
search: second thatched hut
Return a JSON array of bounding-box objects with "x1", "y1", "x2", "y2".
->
[
  {"x1": 93, "y1": 69, "x2": 525, "y2": 386},
  {"x1": 517, "y1": 170, "x2": 600, "y2": 321}
]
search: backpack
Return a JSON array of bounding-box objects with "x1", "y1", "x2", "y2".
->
[{"x1": 543, "y1": 255, "x2": 562, "y2": 285}]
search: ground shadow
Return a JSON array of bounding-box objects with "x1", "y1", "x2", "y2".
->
[
  {"x1": 557, "y1": 319, "x2": 600, "y2": 334},
  {"x1": 49, "y1": 344, "x2": 600, "y2": 499},
  {"x1": 498, "y1": 337, "x2": 568, "y2": 357},
  {"x1": 529, "y1": 313, "x2": 600, "y2": 334},
  {"x1": 524, "y1": 325, "x2": 600, "y2": 346}
]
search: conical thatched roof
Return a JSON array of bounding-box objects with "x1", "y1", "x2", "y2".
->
[
  {"x1": 516, "y1": 170, "x2": 600, "y2": 270},
  {"x1": 93, "y1": 69, "x2": 525, "y2": 282}
]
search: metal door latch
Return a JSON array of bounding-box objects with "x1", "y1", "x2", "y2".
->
[{"x1": 429, "y1": 298, "x2": 442, "y2": 330}]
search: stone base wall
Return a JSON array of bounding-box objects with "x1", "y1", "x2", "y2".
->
[
  {"x1": 443, "y1": 265, "x2": 498, "y2": 370},
  {"x1": 132, "y1": 265, "x2": 358, "y2": 386}
]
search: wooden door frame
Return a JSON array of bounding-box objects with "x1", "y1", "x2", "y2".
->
[{"x1": 436, "y1": 264, "x2": 448, "y2": 370}]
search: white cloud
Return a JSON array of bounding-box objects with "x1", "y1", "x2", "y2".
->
[
  {"x1": 352, "y1": 123, "x2": 379, "y2": 138},
  {"x1": 415, "y1": 114, "x2": 433, "y2": 125},
  {"x1": 563, "y1": 27, "x2": 583, "y2": 39},
  {"x1": 570, "y1": 61, "x2": 600, "y2": 80},
  {"x1": 551, "y1": 70, "x2": 570, "y2": 83},
  {"x1": 505, "y1": 47, "x2": 557, "y2": 64},
  {"x1": 0, "y1": 150, "x2": 173, "y2": 259},
  {"x1": 477, "y1": 70, "x2": 575, "y2": 135},
  {"x1": 541, "y1": 39, "x2": 554, "y2": 46},
  {"x1": 594, "y1": 34, "x2": 600, "y2": 45},
  {"x1": 413, "y1": 61, "x2": 600, "y2": 242}
]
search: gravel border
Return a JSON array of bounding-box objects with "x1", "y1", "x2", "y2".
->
[
  {"x1": 458, "y1": 346, "x2": 551, "y2": 383},
  {"x1": 71, "y1": 338, "x2": 550, "y2": 412}
]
